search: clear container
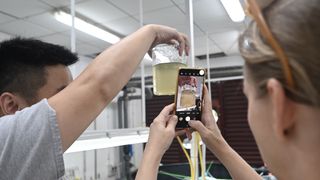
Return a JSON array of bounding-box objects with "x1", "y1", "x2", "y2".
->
[{"x1": 152, "y1": 44, "x2": 187, "y2": 96}]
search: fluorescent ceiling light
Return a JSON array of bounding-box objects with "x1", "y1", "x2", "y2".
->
[
  {"x1": 54, "y1": 11, "x2": 120, "y2": 44},
  {"x1": 220, "y1": 0, "x2": 245, "y2": 22}
]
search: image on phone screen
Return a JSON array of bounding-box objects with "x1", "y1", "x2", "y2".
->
[{"x1": 175, "y1": 68, "x2": 205, "y2": 128}]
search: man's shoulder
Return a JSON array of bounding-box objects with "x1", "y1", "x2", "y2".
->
[{"x1": 0, "y1": 99, "x2": 54, "y2": 124}]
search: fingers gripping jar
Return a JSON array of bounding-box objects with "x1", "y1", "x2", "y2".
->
[{"x1": 152, "y1": 44, "x2": 187, "y2": 96}]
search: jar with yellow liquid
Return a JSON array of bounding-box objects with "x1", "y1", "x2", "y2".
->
[{"x1": 152, "y1": 44, "x2": 187, "y2": 96}]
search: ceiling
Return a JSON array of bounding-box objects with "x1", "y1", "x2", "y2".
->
[{"x1": 0, "y1": 0, "x2": 247, "y2": 58}]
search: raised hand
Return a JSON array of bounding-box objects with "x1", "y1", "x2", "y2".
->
[{"x1": 148, "y1": 24, "x2": 189, "y2": 56}]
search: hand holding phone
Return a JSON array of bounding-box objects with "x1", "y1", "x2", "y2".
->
[
  {"x1": 174, "y1": 68, "x2": 205, "y2": 128},
  {"x1": 188, "y1": 85, "x2": 225, "y2": 151}
]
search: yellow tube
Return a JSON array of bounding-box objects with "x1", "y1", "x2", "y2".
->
[
  {"x1": 177, "y1": 136, "x2": 194, "y2": 180},
  {"x1": 197, "y1": 133, "x2": 205, "y2": 180}
]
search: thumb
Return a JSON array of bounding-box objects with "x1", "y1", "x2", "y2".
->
[
  {"x1": 167, "y1": 115, "x2": 178, "y2": 130},
  {"x1": 188, "y1": 120, "x2": 207, "y2": 134}
]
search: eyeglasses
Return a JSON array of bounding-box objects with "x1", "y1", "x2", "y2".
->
[{"x1": 245, "y1": 0, "x2": 294, "y2": 88}]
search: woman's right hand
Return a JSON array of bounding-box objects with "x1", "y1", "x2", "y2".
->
[
  {"x1": 188, "y1": 86, "x2": 262, "y2": 180},
  {"x1": 188, "y1": 85, "x2": 227, "y2": 152}
]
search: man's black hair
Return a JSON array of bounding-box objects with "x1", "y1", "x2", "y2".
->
[{"x1": 0, "y1": 37, "x2": 78, "y2": 103}]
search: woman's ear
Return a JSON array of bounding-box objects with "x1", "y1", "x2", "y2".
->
[
  {"x1": 266, "y1": 78, "x2": 295, "y2": 141},
  {"x1": 0, "y1": 92, "x2": 25, "y2": 115}
]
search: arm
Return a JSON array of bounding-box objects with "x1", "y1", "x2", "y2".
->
[
  {"x1": 135, "y1": 104, "x2": 178, "y2": 180},
  {"x1": 48, "y1": 25, "x2": 189, "y2": 151},
  {"x1": 188, "y1": 86, "x2": 262, "y2": 180},
  {"x1": 203, "y1": 133, "x2": 262, "y2": 180}
]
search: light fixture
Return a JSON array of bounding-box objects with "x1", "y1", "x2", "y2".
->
[
  {"x1": 54, "y1": 11, "x2": 120, "y2": 44},
  {"x1": 220, "y1": 0, "x2": 245, "y2": 22},
  {"x1": 65, "y1": 128, "x2": 149, "y2": 153}
]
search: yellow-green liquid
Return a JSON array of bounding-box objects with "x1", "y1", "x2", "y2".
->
[{"x1": 153, "y1": 62, "x2": 187, "y2": 96}]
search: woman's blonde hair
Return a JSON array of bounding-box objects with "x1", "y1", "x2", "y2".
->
[{"x1": 239, "y1": 0, "x2": 320, "y2": 106}]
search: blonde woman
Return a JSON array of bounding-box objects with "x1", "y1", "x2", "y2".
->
[{"x1": 136, "y1": 0, "x2": 320, "y2": 179}]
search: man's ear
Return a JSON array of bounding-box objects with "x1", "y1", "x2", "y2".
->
[
  {"x1": 266, "y1": 78, "x2": 295, "y2": 141},
  {"x1": 0, "y1": 92, "x2": 24, "y2": 115}
]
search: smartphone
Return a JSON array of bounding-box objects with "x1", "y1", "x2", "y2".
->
[{"x1": 174, "y1": 68, "x2": 205, "y2": 128}]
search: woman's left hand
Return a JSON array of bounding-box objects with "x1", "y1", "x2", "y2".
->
[{"x1": 145, "y1": 104, "x2": 178, "y2": 157}]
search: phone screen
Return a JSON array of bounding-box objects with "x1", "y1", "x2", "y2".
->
[{"x1": 175, "y1": 68, "x2": 205, "y2": 128}]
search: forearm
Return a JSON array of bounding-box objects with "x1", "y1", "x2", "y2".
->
[
  {"x1": 207, "y1": 138, "x2": 262, "y2": 180},
  {"x1": 135, "y1": 146, "x2": 162, "y2": 180}
]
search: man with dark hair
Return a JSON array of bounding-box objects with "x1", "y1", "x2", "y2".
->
[
  {"x1": 0, "y1": 37, "x2": 78, "y2": 108},
  {"x1": 0, "y1": 24, "x2": 188, "y2": 179}
]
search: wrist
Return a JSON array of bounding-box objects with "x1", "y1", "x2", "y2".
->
[
  {"x1": 141, "y1": 146, "x2": 162, "y2": 172},
  {"x1": 206, "y1": 135, "x2": 230, "y2": 155},
  {"x1": 143, "y1": 24, "x2": 157, "y2": 40},
  {"x1": 144, "y1": 143, "x2": 164, "y2": 162},
  {"x1": 210, "y1": 138, "x2": 241, "y2": 164}
]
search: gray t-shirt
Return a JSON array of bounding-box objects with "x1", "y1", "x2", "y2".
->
[{"x1": 0, "y1": 99, "x2": 64, "y2": 179}]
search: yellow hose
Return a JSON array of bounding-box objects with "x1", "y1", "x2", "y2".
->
[
  {"x1": 177, "y1": 136, "x2": 194, "y2": 180},
  {"x1": 177, "y1": 133, "x2": 205, "y2": 180},
  {"x1": 196, "y1": 132, "x2": 205, "y2": 180}
]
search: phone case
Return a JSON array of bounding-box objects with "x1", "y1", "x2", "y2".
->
[{"x1": 174, "y1": 67, "x2": 206, "y2": 129}]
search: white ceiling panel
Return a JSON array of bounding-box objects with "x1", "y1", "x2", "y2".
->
[
  {"x1": 182, "y1": 0, "x2": 244, "y2": 36},
  {"x1": 103, "y1": 16, "x2": 139, "y2": 35},
  {"x1": 38, "y1": 0, "x2": 89, "y2": 8},
  {"x1": 108, "y1": 0, "x2": 173, "y2": 16},
  {"x1": 194, "y1": 36, "x2": 223, "y2": 55},
  {"x1": 171, "y1": 0, "x2": 201, "y2": 5},
  {"x1": 174, "y1": 24, "x2": 204, "y2": 37},
  {"x1": 210, "y1": 30, "x2": 240, "y2": 54},
  {"x1": 0, "y1": 0, "x2": 50, "y2": 18},
  {"x1": 0, "y1": 20, "x2": 53, "y2": 38},
  {"x1": 174, "y1": 0, "x2": 227, "y2": 23},
  {"x1": 76, "y1": 0, "x2": 128, "y2": 24},
  {"x1": 194, "y1": 44, "x2": 222, "y2": 56},
  {"x1": 226, "y1": 41, "x2": 239, "y2": 55},
  {"x1": 210, "y1": 30, "x2": 240, "y2": 45},
  {"x1": 197, "y1": 19, "x2": 244, "y2": 34},
  {"x1": 26, "y1": 12, "x2": 70, "y2": 33},
  {"x1": 76, "y1": 42, "x2": 102, "y2": 56},
  {"x1": 62, "y1": 30, "x2": 111, "y2": 51},
  {"x1": 192, "y1": 0, "x2": 227, "y2": 22},
  {"x1": 138, "y1": 6, "x2": 186, "y2": 27},
  {"x1": 0, "y1": 13, "x2": 16, "y2": 24},
  {"x1": 39, "y1": 33, "x2": 71, "y2": 47},
  {"x1": 0, "y1": 31, "x2": 11, "y2": 41},
  {"x1": 39, "y1": 32, "x2": 103, "y2": 56}
]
